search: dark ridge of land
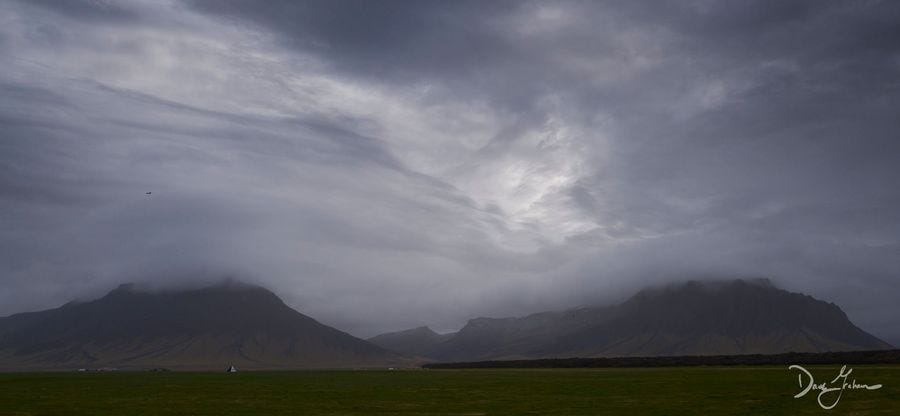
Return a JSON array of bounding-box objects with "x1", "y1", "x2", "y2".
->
[
  {"x1": 0, "y1": 281, "x2": 401, "y2": 370},
  {"x1": 422, "y1": 349, "x2": 900, "y2": 369},
  {"x1": 381, "y1": 279, "x2": 892, "y2": 361}
]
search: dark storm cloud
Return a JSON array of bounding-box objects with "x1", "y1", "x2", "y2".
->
[
  {"x1": 1, "y1": 0, "x2": 898, "y2": 340},
  {"x1": 189, "y1": 1, "x2": 516, "y2": 78}
]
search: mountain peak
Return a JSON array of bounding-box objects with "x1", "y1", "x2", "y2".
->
[
  {"x1": 368, "y1": 326, "x2": 453, "y2": 357},
  {"x1": 0, "y1": 281, "x2": 397, "y2": 370},
  {"x1": 104, "y1": 279, "x2": 272, "y2": 295},
  {"x1": 410, "y1": 326, "x2": 438, "y2": 334},
  {"x1": 628, "y1": 278, "x2": 778, "y2": 301},
  {"x1": 425, "y1": 278, "x2": 891, "y2": 361}
]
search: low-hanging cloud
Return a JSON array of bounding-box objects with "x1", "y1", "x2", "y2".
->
[{"x1": 1, "y1": 0, "x2": 899, "y2": 343}]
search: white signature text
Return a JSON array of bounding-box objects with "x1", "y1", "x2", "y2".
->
[{"x1": 788, "y1": 364, "x2": 882, "y2": 410}]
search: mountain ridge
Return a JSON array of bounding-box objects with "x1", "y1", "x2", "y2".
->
[
  {"x1": 373, "y1": 279, "x2": 892, "y2": 361},
  {"x1": 1, "y1": 278, "x2": 891, "y2": 369},
  {"x1": 0, "y1": 281, "x2": 403, "y2": 370},
  {"x1": 367, "y1": 326, "x2": 454, "y2": 357}
]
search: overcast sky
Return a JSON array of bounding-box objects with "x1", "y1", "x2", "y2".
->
[{"x1": 1, "y1": 0, "x2": 899, "y2": 342}]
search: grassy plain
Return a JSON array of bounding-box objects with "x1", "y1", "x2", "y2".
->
[{"x1": 1, "y1": 365, "x2": 898, "y2": 415}]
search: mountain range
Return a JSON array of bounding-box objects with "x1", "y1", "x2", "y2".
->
[
  {"x1": 369, "y1": 279, "x2": 892, "y2": 361},
  {"x1": 0, "y1": 278, "x2": 891, "y2": 370},
  {"x1": 0, "y1": 281, "x2": 401, "y2": 370}
]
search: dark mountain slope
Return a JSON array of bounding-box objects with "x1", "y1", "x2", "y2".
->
[
  {"x1": 366, "y1": 326, "x2": 452, "y2": 357},
  {"x1": 401, "y1": 279, "x2": 892, "y2": 361},
  {"x1": 429, "y1": 307, "x2": 613, "y2": 361},
  {"x1": 0, "y1": 281, "x2": 400, "y2": 370},
  {"x1": 542, "y1": 279, "x2": 891, "y2": 357}
]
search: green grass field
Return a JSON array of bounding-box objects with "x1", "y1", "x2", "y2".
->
[{"x1": 1, "y1": 365, "x2": 897, "y2": 415}]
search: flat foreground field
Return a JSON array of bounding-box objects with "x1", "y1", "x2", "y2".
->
[{"x1": 1, "y1": 365, "x2": 898, "y2": 415}]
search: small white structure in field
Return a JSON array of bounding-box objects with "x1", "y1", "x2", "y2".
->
[{"x1": 227, "y1": 365, "x2": 237, "y2": 373}]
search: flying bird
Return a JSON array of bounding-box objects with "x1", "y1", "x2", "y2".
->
[{"x1": 145, "y1": 192, "x2": 152, "y2": 195}]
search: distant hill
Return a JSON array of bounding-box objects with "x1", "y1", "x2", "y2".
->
[
  {"x1": 374, "y1": 279, "x2": 892, "y2": 362},
  {"x1": 367, "y1": 326, "x2": 454, "y2": 357},
  {"x1": 0, "y1": 281, "x2": 401, "y2": 370}
]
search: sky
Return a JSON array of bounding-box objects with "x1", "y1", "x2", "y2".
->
[{"x1": 1, "y1": 0, "x2": 899, "y2": 343}]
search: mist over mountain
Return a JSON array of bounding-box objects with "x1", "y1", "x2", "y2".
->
[
  {"x1": 0, "y1": 281, "x2": 400, "y2": 370},
  {"x1": 367, "y1": 326, "x2": 454, "y2": 358},
  {"x1": 373, "y1": 279, "x2": 892, "y2": 362},
  {"x1": 0, "y1": 278, "x2": 891, "y2": 369},
  {"x1": 2, "y1": 0, "x2": 899, "y2": 348}
]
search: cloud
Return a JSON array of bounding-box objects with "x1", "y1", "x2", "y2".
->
[{"x1": 1, "y1": 0, "x2": 899, "y2": 340}]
